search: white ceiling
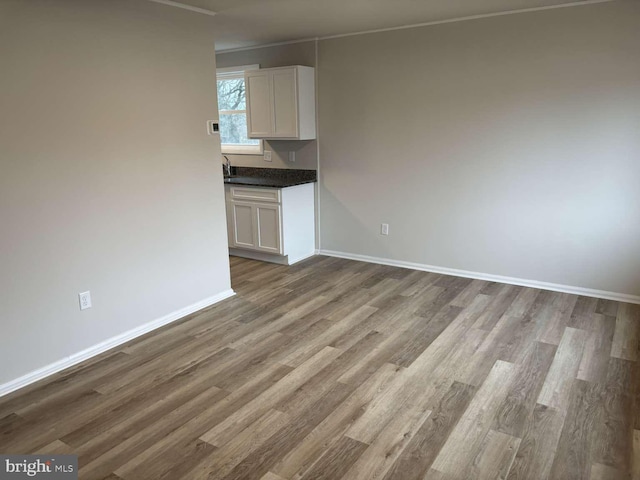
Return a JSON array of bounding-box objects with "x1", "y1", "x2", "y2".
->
[{"x1": 163, "y1": 0, "x2": 606, "y2": 51}]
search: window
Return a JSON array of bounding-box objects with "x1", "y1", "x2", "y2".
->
[{"x1": 216, "y1": 65, "x2": 262, "y2": 155}]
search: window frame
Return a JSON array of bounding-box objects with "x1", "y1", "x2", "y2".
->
[{"x1": 216, "y1": 64, "x2": 263, "y2": 155}]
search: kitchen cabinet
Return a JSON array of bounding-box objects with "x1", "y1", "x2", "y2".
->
[
  {"x1": 225, "y1": 183, "x2": 315, "y2": 265},
  {"x1": 228, "y1": 200, "x2": 281, "y2": 254},
  {"x1": 245, "y1": 66, "x2": 316, "y2": 140}
]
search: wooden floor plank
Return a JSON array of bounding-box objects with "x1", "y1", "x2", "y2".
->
[
  {"x1": 271, "y1": 363, "x2": 401, "y2": 479},
  {"x1": 278, "y1": 305, "x2": 378, "y2": 368},
  {"x1": 611, "y1": 303, "x2": 640, "y2": 362},
  {"x1": 221, "y1": 382, "x2": 354, "y2": 480},
  {"x1": 32, "y1": 439, "x2": 75, "y2": 455},
  {"x1": 388, "y1": 304, "x2": 463, "y2": 368},
  {"x1": 592, "y1": 358, "x2": 635, "y2": 472},
  {"x1": 341, "y1": 401, "x2": 432, "y2": 480},
  {"x1": 596, "y1": 298, "x2": 620, "y2": 317},
  {"x1": 472, "y1": 284, "x2": 521, "y2": 331},
  {"x1": 260, "y1": 474, "x2": 286, "y2": 480},
  {"x1": 164, "y1": 409, "x2": 287, "y2": 480},
  {"x1": 200, "y1": 346, "x2": 342, "y2": 447},
  {"x1": 449, "y1": 279, "x2": 489, "y2": 308},
  {"x1": 492, "y1": 341, "x2": 557, "y2": 438},
  {"x1": 537, "y1": 326, "x2": 588, "y2": 412},
  {"x1": 336, "y1": 315, "x2": 428, "y2": 385},
  {"x1": 153, "y1": 439, "x2": 217, "y2": 480},
  {"x1": 382, "y1": 381, "x2": 476, "y2": 480},
  {"x1": 0, "y1": 256, "x2": 634, "y2": 480},
  {"x1": 633, "y1": 430, "x2": 640, "y2": 480},
  {"x1": 590, "y1": 462, "x2": 630, "y2": 480},
  {"x1": 117, "y1": 437, "x2": 216, "y2": 480},
  {"x1": 78, "y1": 385, "x2": 229, "y2": 480},
  {"x1": 537, "y1": 293, "x2": 579, "y2": 346},
  {"x1": 299, "y1": 436, "x2": 368, "y2": 480},
  {"x1": 507, "y1": 404, "x2": 565, "y2": 480},
  {"x1": 430, "y1": 360, "x2": 518, "y2": 478},
  {"x1": 577, "y1": 313, "x2": 616, "y2": 383},
  {"x1": 502, "y1": 287, "x2": 542, "y2": 319},
  {"x1": 467, "y1": 429, "x2": 521, "y2": 480},
  {"x1": 548, "y1": 379, "x2": 602, "y2": 480},
  {"x1": 80, "y1": 361, "x2": 291, "y2": 476}
]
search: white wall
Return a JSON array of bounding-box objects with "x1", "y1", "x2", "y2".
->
[
  {"x1": 216, "y1": 42, "x2": 318, "y2": 170},
  {"x1": 318, "y1": 1, "x2": 640, "y2": 297},
  {"x1": 0, "y1": 0, "x2": 232, "y2": 388}
]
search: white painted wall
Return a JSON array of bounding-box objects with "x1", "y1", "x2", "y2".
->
[
  {"x1": 317, "y1": 1, "x2": 640, "y2": 297},
  {"x1": 0, "y1": 0, "x2": 232, "y2": 388}
]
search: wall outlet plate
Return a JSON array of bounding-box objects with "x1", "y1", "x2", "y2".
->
[
  {"x1": 381, "y1": 224, "x2": 389, "y2": 235},
  {"x1": 264, "y1": 150, "x2": 272, "y2": 162},
  {"x1": 79, "y1": 291, "x2": 92, "y2": 310}
]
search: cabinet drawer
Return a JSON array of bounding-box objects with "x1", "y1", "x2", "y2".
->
[{"x1": 230, "y1": 186, "x2": 281, "y2": 203}]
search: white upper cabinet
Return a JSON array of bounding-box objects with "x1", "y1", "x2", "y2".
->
[
  {"x1": 245, "y1": 71, "x2": 271, "y2": 138},
  {"x1": 245, "y1": 66, "x2": 316, "y2": 140},
  {"x1": 271, "y1": 69, "x2": 297, "y2": 137}
]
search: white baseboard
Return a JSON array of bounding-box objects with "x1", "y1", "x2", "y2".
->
[
  {"x1": 229, "y1": 248, "x2": 289, "y2": 265},
  {"x1": 0, "y1": 289, "x2": 236, "y2": 398},
  {"x1": 229, "y1": 248, "x2": 316, "y2": 266},
  {"x1": 318, "y1": 249, "x2": 640, "y2": 305},
  {"x1": 288, "y1": 251, "x2": 317, "y2": 265}
]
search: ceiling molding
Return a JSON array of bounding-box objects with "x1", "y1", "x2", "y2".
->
[
  {"x1": 217, "y1": 37, "x2": 319, "y2": 55},
  {"x1": 319, "y1": 0, "x2": 616, "y2": 41},
  {"x1": 216, "y1": 0, "x2": 616, "y2": 53},
  {"x1": 147, "y1": 0, "x2": 217, "y2": 16}
]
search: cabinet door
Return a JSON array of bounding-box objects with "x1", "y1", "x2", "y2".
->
[
  {"x1": 271, "y1": 69, "x2": 298, "y2": 138},
  {"x1": 255, "y1": 203, "x2": 282, "y2": 254},
  {"x1": 245, "y1": 71, "x2": 272, "y2": 138},
  {"x1": 230, "y1": 202, "x2": 256, "y2": 249}
]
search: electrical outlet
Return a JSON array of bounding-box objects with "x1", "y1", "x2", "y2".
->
[
  {"x1": 264, "y1": 150, "x2": 272, "y2": 162},
  {"x1": 79, "y1": 291, "x2": 92, "y2": 310},
  {"x1": 381, "y1": 223, "x2": 389, "y2": 236},
  {"x1": 288, "y1": 151, "x2": 295, "y2": 163}
]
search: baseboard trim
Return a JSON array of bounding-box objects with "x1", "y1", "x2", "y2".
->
[
  {"x1": 229, "y1": 248, "x2": 316, "y2": 266},
  {"x1": 318, "y1": 249, "x2": 640, "y2": 305},
  {"x1": 229, "y1": 248, "x2": 289, "y2": 265},
  {"x1": 288, "y1": 251, "x2": 317, "y2": 265},
  {"x1": 0, "y1": 289, "x2": 236, "y2": 398}
]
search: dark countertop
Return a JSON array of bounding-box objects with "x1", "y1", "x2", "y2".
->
[{"x1": 223, "y1": 166, "x2": 316, "y2": 188}]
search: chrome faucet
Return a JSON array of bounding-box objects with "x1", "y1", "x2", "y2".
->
[{"x1": 223, "y1": 155, "x2": 232, "y2": 177}]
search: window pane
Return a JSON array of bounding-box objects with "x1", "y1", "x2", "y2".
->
[
  {"x1": 217, "y1": 78, "x2": 246, "y2": 111},
  {"x1": 220, "y1": 114, "x2": 259, "y2": 146}
]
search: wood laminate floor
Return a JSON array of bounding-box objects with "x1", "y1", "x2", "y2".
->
[{"x1": 1, "y1": 256, "x2": 639, "y2": 479}]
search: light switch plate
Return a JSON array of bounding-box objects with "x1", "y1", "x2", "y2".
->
[{"x1": 206, "y1": 120, "x2": 219, "y2": 135}]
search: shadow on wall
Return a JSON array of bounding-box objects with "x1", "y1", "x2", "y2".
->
[
  {"x1": 319, "y1": 185, "x2": 393, "y2": 258},
  {"x1": 224, "y1": 139, "x2": 317, "y2": 170}
]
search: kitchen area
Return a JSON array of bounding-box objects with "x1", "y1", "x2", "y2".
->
[{"x1": 218, "y1": 63, "x2": 318, "y2": 266}]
